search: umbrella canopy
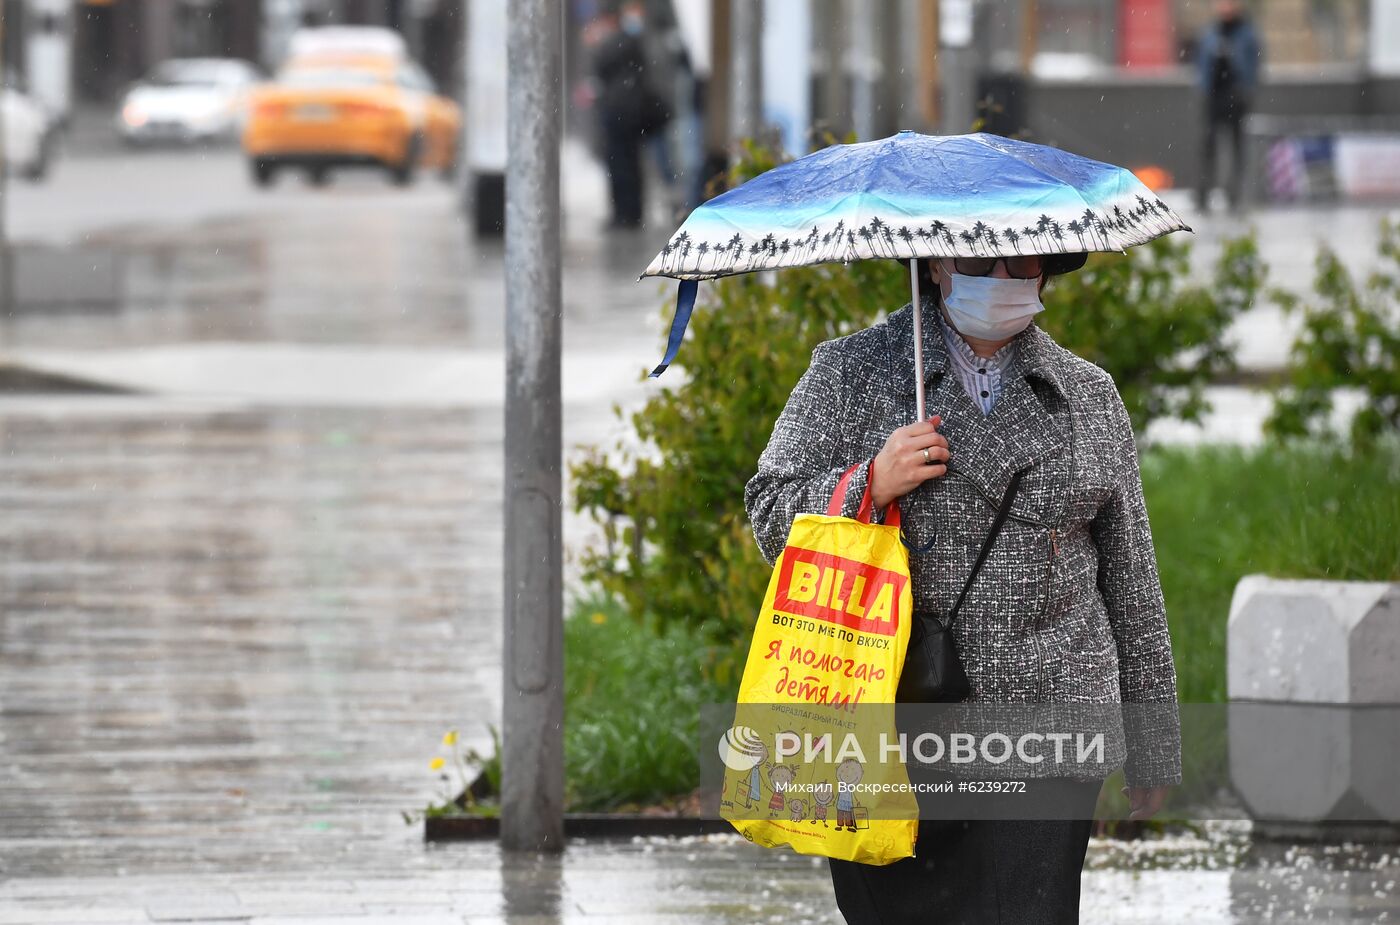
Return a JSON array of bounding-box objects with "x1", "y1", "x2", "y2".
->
[
  {"x1": 641, "y1": 131, "x2": 1191, "y2": 384},
  {"x1": 644, "y1": 131, "x2": 1190, "y2": 281}
]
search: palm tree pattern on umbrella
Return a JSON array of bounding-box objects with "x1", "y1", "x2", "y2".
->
[{"x1": 646, "y1": 194, "x2": 1188, "y2": 281}]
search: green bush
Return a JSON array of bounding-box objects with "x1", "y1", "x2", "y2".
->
[
  {"x1": 569, "y1": 140, "x2": 1264, "y2": 686},
  {"x1": 1039, "y1": 233, "x2": 1265, "y2": 436},
  {"x1": 1264, "y1": 217, "x2": 1400, "y2": 451},
  {"x1": 570, "y1": 259, "x2": 904, "y2": 688}
]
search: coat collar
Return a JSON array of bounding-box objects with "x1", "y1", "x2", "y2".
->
[{"x1": 883, "y1": 295, "x2": 1072, "y2": 515}]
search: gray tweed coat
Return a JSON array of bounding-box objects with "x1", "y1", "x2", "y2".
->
[{"x1": 743, "y1": 299, "x2": 1182, "y2": 787}]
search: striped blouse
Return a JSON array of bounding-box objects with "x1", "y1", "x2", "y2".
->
[{"x1": 932, "y1": 304, "x2": 1019, "y2": 416}]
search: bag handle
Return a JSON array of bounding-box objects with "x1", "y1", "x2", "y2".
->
[
  {"x1": 827, "y1": 459, "x2": 901, "y2": 528},
  {"x1": 945, "y1": 467, "x2": 1028, "y2": 629}
]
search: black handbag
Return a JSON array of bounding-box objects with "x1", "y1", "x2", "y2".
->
[{"x1": 895, "y1": 467, "x2": 1028, "y2": 704}]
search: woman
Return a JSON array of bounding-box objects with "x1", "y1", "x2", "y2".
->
[{"x1": 743, "y1": 253, "x2": 1182, "y2": 924}]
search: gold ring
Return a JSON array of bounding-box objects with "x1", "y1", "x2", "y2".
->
[{"x1": 921, "y1": 447, "x2": 931, "y2": 464}]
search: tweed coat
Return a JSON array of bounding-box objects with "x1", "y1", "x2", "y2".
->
[{"x1": 743, "y1": 298, "x2": 1182, "y2": 787}]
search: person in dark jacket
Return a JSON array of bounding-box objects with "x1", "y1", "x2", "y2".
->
[
  {"x1": 1195, "y1": 0, "x2": 1265, "y2": 212},
  {"x1": 745, "y1": 254, "x2": 1181, "y2": 924},
  {"x1": 588, "y1": 4, "x2": 649, "y2": 229}
]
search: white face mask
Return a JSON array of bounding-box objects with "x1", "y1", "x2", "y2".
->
[{"x1": 942, "y1": 271, "x2": 1045, "y2": 340}]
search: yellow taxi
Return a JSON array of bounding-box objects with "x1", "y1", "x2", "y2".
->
[{"x1": 242, "y1": 53, "x2": 460, "y2": 187}]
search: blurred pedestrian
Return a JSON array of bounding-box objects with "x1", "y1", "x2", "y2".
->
[
  {"x1": 586, "y1": 2, "x2": 650, "y2": 230},
  {"x1": 1195, "y1": 0, "x2": 1264, "y2": 212},
  {"x1": 622, "y1": 0, "x2": 687, "y2": 220}
]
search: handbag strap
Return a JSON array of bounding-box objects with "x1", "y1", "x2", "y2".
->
[
  {"x1": 946, "y1": 467, "x2": 1028, "y2": 628},
  {"x1": 827, "y1": 459, "x2": 902, "y2": 528}
]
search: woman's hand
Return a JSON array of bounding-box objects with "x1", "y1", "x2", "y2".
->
[
  {"x1": 1122, "y1": 784, "x2": 1172, "y2": 821},
  {"x1": 870, "y1": 415, "x2": 950, "y2": 510}
]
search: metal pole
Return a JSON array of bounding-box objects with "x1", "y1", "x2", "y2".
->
[
  {"x1": 898, "y1": 0, "x2": 924, "y2": 130},
  {"x1": 922, "y1": 0, "x2": 941, "y2": 128},
  {"x1": 729, "y1": 0, "x2": 761, "y2": 145},
  {"x1": 0, "y1": 1, "x2": 11, "y2": 321},
  {"x1": 502, "y1": 0, "x2": 563, "y2": 853},
  {"x1": 1020, "y1": 0, "x2": 1039, "y2": 74},
  {"x1": 707, "y1": 0, "x2": 731, "y2": 156},
  {"x1": 849, "y1": 0, "x2": 875, "y2": 140},
  {"x1": 456, "y1": 0, "x2": 472, "y2": 213},
  {"x1": 828, "y1": 0, "x2": 850, "y2": 136},
  {"x1": 909, "y1": 260, "x2": 925, "y2": 421},
  {"x1": 937, "y1": 0, "x2": 976, "y2": 134}
]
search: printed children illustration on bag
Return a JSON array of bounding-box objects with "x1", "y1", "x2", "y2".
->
[
  {"x1": 737, "y1": 738, "x2": 769, "y2": 809},
  {"x1": 811, "y1": 781, "x2": 833, "y2": 826},
  {"x1": 835, "y1": 758, "x2": 863, "y2": 831},
  {"x1": 768, "y1": 763, "x2": 797, "y2": 815},
  {"x1": 788, "y1": 798, "x2": 808, "y2": 822}
]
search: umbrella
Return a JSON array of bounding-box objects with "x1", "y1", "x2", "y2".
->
[{"x1": 641, "y1": 130, "x2": 1192, "y2": 420}]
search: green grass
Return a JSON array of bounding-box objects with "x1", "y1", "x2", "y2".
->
[
  {"x1": 1143, "y1": 437, "x2": 1400, "y2": 705},
  {"x1": 563, "y1": 596, "x2": 731, "y2": 811}
]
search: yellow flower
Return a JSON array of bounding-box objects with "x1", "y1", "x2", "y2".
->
[
  {"x1": 442, "y1": 730, "x2": 458, "y2": 747},
  {"x1": 429, "y1": 756, "x2": 446, "y2": 771},
  {"x1": 590, "y1": 611, "x2": 607, "y2": 625}
]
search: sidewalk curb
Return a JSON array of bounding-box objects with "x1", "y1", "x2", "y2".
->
[
  {"x1": 0, "y1": 362, "x2": 135, "y2": 395},
  {"x1": 423, "y1": 815, "x2": 1159, "y2": 841},
  {"x1": 424, "y1": 814, "x2": 738, "y2": 842}
]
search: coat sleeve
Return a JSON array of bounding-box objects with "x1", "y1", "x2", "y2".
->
[
  {"x1": 1243, "y1": 24, "x2": 1264, "y2": 94},
  {"x1": 1195, "y1": 28, "x2": 1214, "y2": 92},
  {"x1": 744, "y1": 340, "x2": 881, "y2": 568},
  {"x1": 1088, "y1": 385, "x2": 1183, "y2": 788}
]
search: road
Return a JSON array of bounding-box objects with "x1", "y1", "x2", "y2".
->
[{"x1": 3, "y1": 140, "x2": 668, "y2": 353}]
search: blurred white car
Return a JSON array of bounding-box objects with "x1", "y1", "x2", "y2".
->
[
  {"x1": 118, "y1": 58, "x2": 262, "y2": 145},
  {"x1": 2, "y1": 86, "x2": 55, "y2": 180}
]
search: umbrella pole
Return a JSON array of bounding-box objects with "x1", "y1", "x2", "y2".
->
[{"x1": 909, "y1": 259, "x2": 926, "y2": 422}]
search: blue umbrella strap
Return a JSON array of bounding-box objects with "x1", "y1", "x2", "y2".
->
[{"x1": 649, "y1": 279, "x2": 700, "y2": 378}]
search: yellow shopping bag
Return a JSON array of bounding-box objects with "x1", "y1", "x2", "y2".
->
[{"x1": 720, "y1": 460, "x2": 919, "y2": 865}]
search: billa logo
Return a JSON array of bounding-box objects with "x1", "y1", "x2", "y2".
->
[{"x1": 773, "y1": 547, "x2": 905, "y2": 636}]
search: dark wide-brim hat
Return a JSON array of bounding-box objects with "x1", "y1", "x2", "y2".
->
[
  {"x1": 916, "y1": 252, "x2": 1089, "y2": 287},
  {"x1": 1043, "y1": 252, "x2": 1089, "y2": 276}
]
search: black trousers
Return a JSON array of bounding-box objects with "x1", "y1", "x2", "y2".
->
[
  {"x1": 602, "y1": 119, "x2": 644, "y2": 227},
  {"x1": 826, "y1": 775, "x2": 1104, "y2": 925},
  {"x1": 1199, "y1": 108, "x2": 1247, "y2": 209}
]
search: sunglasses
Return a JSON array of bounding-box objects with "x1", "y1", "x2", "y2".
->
[{"x1": 951, "y1": 255, "x2": 1046, "y2": 279}]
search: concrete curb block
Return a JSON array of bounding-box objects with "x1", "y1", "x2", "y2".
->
[
  {"x1": 1228, "y1": 575, "x2": 1400, "y2": 834},
  {"x1": 1228, "y1": 574, "x2": 1399, "y2": 703}
]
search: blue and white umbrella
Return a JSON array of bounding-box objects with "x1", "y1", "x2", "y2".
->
[{"x1": 642, "y1": 130, "x2": 1192, "y2": 417}]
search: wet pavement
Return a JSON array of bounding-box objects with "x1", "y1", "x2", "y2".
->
[
  {"x1": 5, "y1": 141, "x2": 1399, "y2": 365},
  {"x1": 2, "y1": 143, "x2": 669, "y2": 355},
  {"x1": 2, "y1": 131, "x2": 1398, "y2": 922}
]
